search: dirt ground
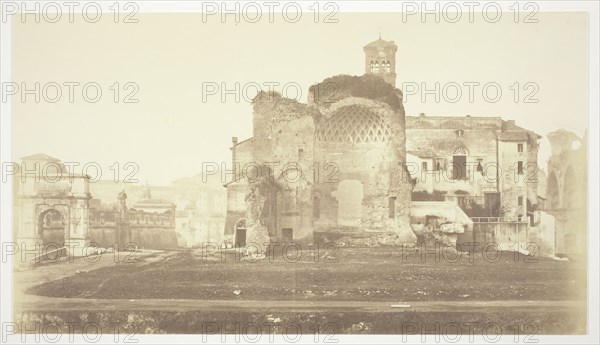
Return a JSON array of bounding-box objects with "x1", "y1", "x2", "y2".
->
[
  {"x1": 13, "y1": 247, "x2": 587, "y2": 334},
  {"x1": 23, "y1": 247, "x2": 585, "y2": 301}
]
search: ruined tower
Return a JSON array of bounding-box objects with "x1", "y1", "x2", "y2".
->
[{"x1": 363, "y1": 37, "x2": 398, "y2": 87}]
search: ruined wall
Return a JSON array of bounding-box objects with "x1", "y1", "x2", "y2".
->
[
  {"x1": 247, "y1": 92, "x2": 317, "y2": 245},
  {"x1": 270, "y1": 114, "x2": 316, "y2": 244},
  {"x1": 546, "y1": 130, "x2": 587, "y2": 211},
  {"x1": 553, "y1": 208, "x2": 586, "y2": 257},
  {"x1": 545, "y1": 129, "x2": 587, "y2": 258},
  {"x1": 223, "y1": 183, "x2": 246, "y2": 238},
  {"x1": 88, "y1": 208, "x2": 177, "y2": 249},
  {"x1": 313, "y1": 98, "x2": 398, "y2": 231},
  {"x1": 88, "y1": 224, "x2": 177, "y2": 250},
  {"x1": 223, "y1": 139, "x2": 253, "y2": 239},
  {"x1": 309, "y1": 74, "x2": 414, "y2": 242}
]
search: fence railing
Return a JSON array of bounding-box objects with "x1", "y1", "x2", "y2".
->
[
  {"x1": 445, "y1": 195, "x2": 485, "y2": 205},
  {"x1": 471, "y1": 216, "x2": 528, "y2": 223}
]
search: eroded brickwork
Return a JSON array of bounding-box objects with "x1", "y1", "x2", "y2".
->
[{"x1": 224, "y1": 75, "x2": 416, "y2": 249}]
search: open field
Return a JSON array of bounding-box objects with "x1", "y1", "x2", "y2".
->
[
  {"x1": 13, "y1": 247, "x2": 587, "y2": 334},
  {"x1": 24, "y1": 247, "x2": 585, "y2": 301}
]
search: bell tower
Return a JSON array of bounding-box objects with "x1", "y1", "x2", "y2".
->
[{"x1": 363, "y1": 36, "x2": 398, "y2": 87}]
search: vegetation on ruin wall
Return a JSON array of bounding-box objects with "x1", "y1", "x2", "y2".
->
[
  {"x1": 252, "y1": 91, "x2": 321, "y2": 121},
  {"x1": 309, "y1": 74, "x2": 403, "y2": 111},
  {"x1": 244, "y1": 164, "x2": 281, "y2": 230}
]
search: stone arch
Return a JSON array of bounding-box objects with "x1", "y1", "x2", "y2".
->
[
  {"x1": 37, "y1": 208, "x2": 67, "y2": 247},
  {"x1": 546, "y1": 172, "x2": 560, "y2": 210},
  {"x1": 453, "y1": 145, "x2": 469, "y2": 155},
  {"x1": 30, "y1": 199, "x2": 89, "y2": 251}
]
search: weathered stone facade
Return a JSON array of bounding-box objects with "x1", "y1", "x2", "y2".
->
[
  {"x1": 406, "y1": 116, "x2": 541, "y2": 222},
  {"x1": 364, "y1": 37, "x2": 398, "y2": 87},
  {"x1": 223, "y1": 38, "x2": 545, "y2": 252},
  {"x1": 543, "y1": 129, "x2": 587, "y2": 257},
  {"x1": 223, "y1": 39, "x2": 415, "y2": 249}
]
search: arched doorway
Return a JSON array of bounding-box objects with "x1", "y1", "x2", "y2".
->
[
  {"x1": 452, "y1": 146, "x2": 469, "y2": 180},
  {"x1": 38, "y1": 209, "x2": 66, "y2": 247},
  {"x1": 234, "y1": 218, "x2": 247, "y2": 247}
]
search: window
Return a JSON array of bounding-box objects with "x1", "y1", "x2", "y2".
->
[
  {"x1": 421, "y1": 161, "x2": 428, "y2": 171},
  {"x1": 370, "y1": 60, "x2": 380, "y2": 73},
  {"x1": 518, "y1": 196, "x2": 523, "y2": 206},
  {"x1": 388, "y1": 197, "x2": 396, "y2": 218},
  {"x1": 456, "y1": 129, "x2": 465, "y2": 137},
  {"x1": 517, "y1": 161, "x2": 524, "y2": 175},
  {"x1": 517, "y1": 143, "x2": 524, "y2": 153},
  {"x1": 298, "y1": 148, "x2": 304, "y2": 160}
]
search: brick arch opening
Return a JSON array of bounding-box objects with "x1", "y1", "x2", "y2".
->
[
  {"x1": 546, "y1": 172, "x2": 560, "y2": 210},
  {"x1": 38, "y1": 208, "x2": 66, "y2": 247}
]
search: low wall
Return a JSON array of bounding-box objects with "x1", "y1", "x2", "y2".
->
[
  {"x1": 528, "y1": 211, "x2": 556, "y2": 256},
  {"x1": 457, "y1": 222, "x2": 528, "y2": 253},
  {"x1": 88, "y1": 226, "x2": 178, "y2": 250},
  {"x1": 411, "y1": 201, "x2": 473, "y2": 230}
]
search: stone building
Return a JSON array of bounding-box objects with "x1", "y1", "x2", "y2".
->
[
  {"x1": 364, "y1": 37, "x2": 398, "y2": 87},
  {"x1": 223, "y1": 38, "x2": 415, "y2": 248},
  {"x1": 223, "y1": 37, "x2": 547, "y2": 252},
  {"x1": 406, "y1": 115, "x2": 541, "y2": 222}
]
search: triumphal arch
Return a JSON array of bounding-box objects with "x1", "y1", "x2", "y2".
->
[{"x1": 13, "y1": 154, "x2": 91, "y2": 256}]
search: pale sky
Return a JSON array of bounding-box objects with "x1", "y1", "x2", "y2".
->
[{"x1": 12, "y1": 12, "x2": 588, "y2": 185}]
